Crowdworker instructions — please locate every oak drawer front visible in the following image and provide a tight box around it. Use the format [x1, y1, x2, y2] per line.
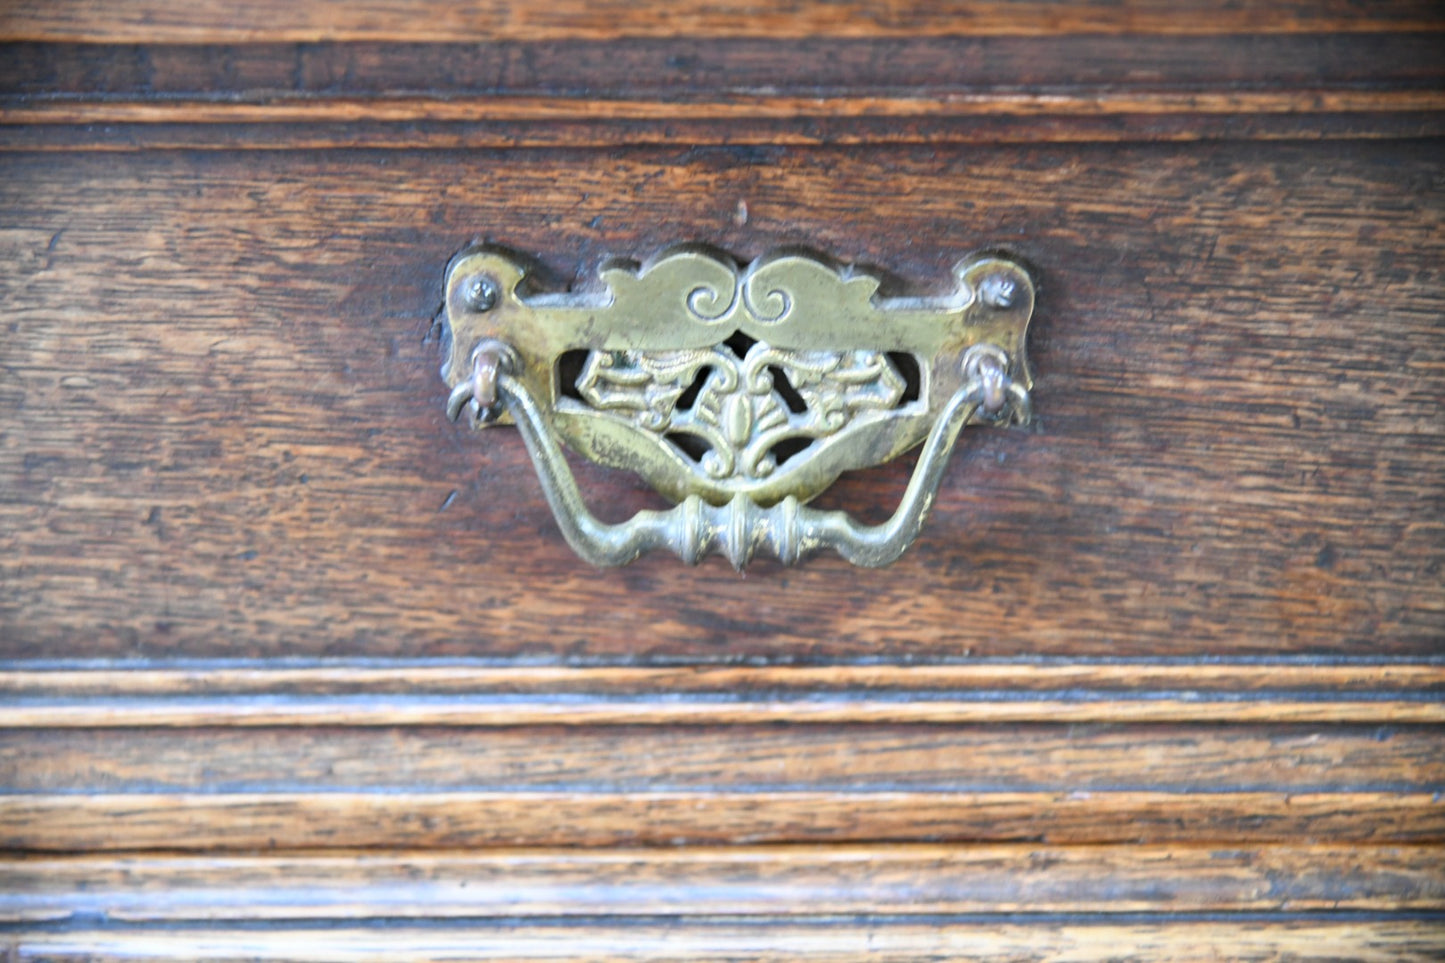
[3, 4, 1444, 958]
[3, 141, 1442, 660]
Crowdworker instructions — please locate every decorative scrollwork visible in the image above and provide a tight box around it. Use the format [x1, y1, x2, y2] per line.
[577, 339, 907, 481]
[686, 282, 735, 321]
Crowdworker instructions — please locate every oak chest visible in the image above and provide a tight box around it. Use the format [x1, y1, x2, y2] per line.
[2, 2, 1444, 959]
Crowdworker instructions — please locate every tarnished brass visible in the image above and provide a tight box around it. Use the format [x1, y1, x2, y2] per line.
[441, 246, 1034, 567]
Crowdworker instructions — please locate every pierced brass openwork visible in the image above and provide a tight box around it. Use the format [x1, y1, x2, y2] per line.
[441, 246, 1034, 567]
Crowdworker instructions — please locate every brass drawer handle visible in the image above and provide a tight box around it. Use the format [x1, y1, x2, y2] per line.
[441, 247, 1034, 567]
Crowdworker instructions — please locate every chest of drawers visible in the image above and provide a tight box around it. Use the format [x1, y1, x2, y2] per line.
[2, 2, 1443, 959]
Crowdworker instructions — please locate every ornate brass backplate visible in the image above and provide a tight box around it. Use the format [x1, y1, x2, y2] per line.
[441, 246, 1034, 567]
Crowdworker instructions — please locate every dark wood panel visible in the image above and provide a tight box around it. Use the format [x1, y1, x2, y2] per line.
[6, 1, 1443, 44]
[2, 141, 1441, 661]
[5, 845, 1442, 921]
[7, 34, 1443, 99]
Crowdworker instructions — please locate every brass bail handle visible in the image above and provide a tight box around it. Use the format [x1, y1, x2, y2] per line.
[440, 246, 1035, 568]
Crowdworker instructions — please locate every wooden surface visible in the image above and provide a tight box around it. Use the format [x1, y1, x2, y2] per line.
[1, 1, 1443, 958]
[5, 27, 1444, 148]
[3, 702, 1442, 849]
[7, 846, 1444, 920]
[4, 662, 1444, 725]
[6, 0, 1444, 43]
[10, 34, 1445, 98]
[5, 93, 1444, 151]
[8, 921, 1443, 963]
[2, 142, 1441, 660]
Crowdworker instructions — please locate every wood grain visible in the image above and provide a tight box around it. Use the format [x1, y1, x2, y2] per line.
[7, 663, 1438, 723]
[5, 792, 1443, 851]
[4, 663, 1443, 696]
[8, 921, 1444, 963]
[5, 1, 1443, 44]
[11, 91, 1445, 123]
[4, 845, 1442, 921]
[3, 3, 1442, 954]
[5, 695, 1442, 726]
[9, 112, 1444, 151]
[5, 713, 1438, 848]
[6, 91, 1442, 150]
[7, 723, 1438, 792]
[8, 34, 1445, 102]
[2, 141, 1441, 661]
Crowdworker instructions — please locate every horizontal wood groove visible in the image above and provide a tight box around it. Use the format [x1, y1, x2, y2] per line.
[7, 921, 1444, 963]
[6, 663, 1441, 695]
[3, 696, 1442, 727]
[9, 116, 1445, 151]
[4, 845, 1442, 922]
[3, 91, 1442, 150]
[9, 91, 1445, 124]
[9, 722, 1437, 795]
[6, 1, 1443, 44]
[4, 665, 1439, 725]
[4, 792, 1443, 850]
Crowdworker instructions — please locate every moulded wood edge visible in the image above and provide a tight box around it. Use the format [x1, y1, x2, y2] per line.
[6, 920, 1445, 962]
[6, 662, 1442, 694]
[3, 844, 1444, 922]
[4, 792, 1444, 850]
[3, 696, 1442, 726]
[2, 663, 1440, 725]
[4, 0, 1445, 44]
[6, 90, 1444, 124]
[3, 91, 1443, 149]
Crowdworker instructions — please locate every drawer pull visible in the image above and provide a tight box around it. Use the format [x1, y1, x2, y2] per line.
[441, 247, 1034, 567]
